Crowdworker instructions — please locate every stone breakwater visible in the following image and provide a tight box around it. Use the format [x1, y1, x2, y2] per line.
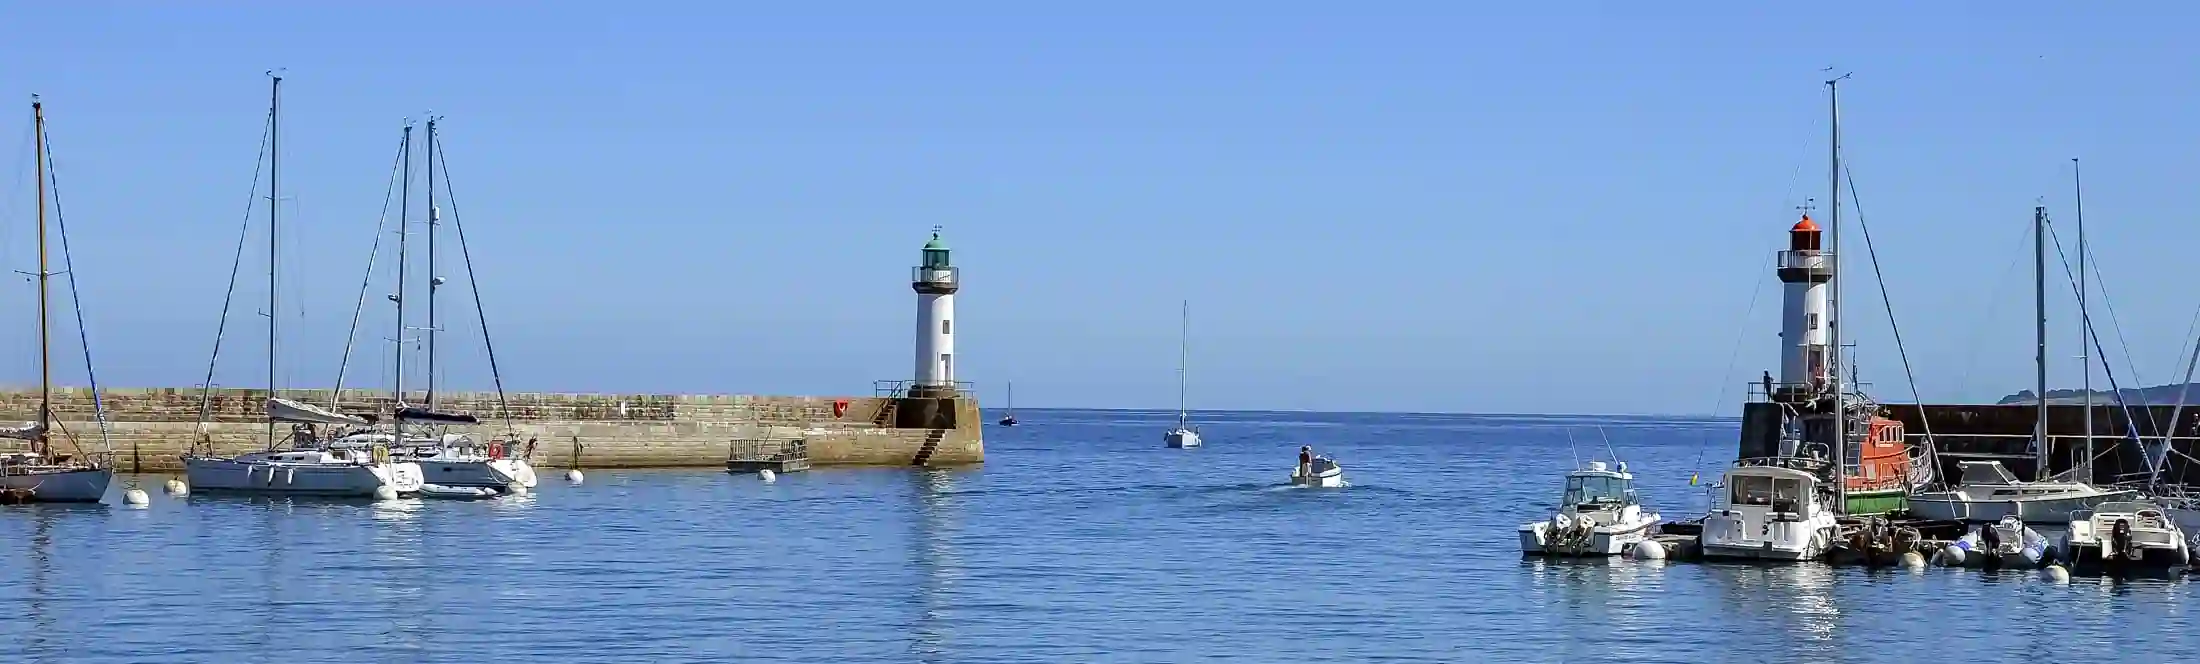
[0, 387, 983, 472]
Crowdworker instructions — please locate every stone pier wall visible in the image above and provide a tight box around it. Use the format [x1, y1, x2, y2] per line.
[0, 387, 984, 472]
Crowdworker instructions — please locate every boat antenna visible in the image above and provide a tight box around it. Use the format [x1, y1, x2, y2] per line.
[1595, 426, 1623, 466]
[265, 71, 282, 452]
[1562, 428, 1583, 468]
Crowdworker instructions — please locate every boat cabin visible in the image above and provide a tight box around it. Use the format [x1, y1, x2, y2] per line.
[1721, 465, 1822, 517]
[1562, 461, 1636, 509]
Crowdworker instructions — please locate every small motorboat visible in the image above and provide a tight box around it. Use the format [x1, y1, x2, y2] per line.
[1519, 460, 1661, 557]
[1291, 456, 1345, 488]
[2063, 500, 2192, 573]
[417, 483, 500, 500]
[1983, 515, 2048, 569]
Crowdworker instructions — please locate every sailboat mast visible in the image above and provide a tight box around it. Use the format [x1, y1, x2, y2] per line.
[395, 123, 412, 411]
[425, 117, 439, 408]
[1176, 300, 1190, 427]
[266, 74, 282, 451]
[1826, 76, 1848, 514]
[2034, 205, 2049, 481]
[31, 98, 51, 456]
[2073, 158, 2092, 482]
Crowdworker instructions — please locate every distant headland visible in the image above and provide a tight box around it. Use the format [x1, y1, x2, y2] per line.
[1998, 382, 2200, 406]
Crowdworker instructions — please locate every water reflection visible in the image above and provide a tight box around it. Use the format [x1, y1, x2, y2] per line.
[1700, 564, 1841, 659]
[25, 508, 55, 664]
[909, 469, 964, 662]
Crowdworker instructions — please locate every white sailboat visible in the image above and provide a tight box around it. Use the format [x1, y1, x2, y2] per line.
[0, 97, 113, 503]
[1519, 461, 1661, 557]
[181, 75, 424, 498]
[997, 382, 1018, 426]
[1163, 300, 1202, 448]
[361, 118, 536, 491]
[1907, 206, 2132, 523]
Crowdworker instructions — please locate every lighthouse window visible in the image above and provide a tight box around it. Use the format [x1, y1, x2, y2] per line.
[1808, 314, 1820, 330]
[942, 320, 951, 335]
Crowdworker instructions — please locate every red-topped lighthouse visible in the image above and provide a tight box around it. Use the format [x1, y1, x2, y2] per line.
[1774, 213, 1833, 402]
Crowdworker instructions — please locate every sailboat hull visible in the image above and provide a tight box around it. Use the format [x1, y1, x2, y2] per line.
[184, 456, 423, 496]
[417, 457, 536, 489]
[1164, 429, 1202, 448]
[0, 467, 112, 502]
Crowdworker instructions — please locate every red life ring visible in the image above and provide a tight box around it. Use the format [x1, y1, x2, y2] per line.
[833, 400, 850, 418]
[488, 442, 504, 460]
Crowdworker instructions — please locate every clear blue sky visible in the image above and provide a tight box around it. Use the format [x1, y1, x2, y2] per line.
[0, 2, 2194, 415]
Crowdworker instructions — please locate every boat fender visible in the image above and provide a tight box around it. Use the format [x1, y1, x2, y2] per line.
[759, 469, 778, 483]
[1630, 540, 1666, 560]
[123, 487, 150, 507]
[2041, 565, 2070, 583]
[371, 445, 391, 465]
[373, 485, 399, 501]
[565, 469, 584, 485]
[163, 478, 189, 496]
[1899, 551, 1927, 569]
[1934, 545, 1966, 567]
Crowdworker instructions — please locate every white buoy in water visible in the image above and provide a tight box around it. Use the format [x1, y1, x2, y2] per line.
[122, 487, 150, 506]
[163, 478, 189, 496]
[565, 469, 584, 485]
[2042, 565, 2071, 583]
[1900, 551, 1928, 569]
[1630, 540, 1666, 561]
[374, 485, 399, 501]
[1935, 546, 1967, 567]
[506, 483, 529, 496]
[759, 469, 777, 483]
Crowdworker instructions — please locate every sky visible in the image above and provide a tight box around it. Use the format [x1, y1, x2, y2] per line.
[0, 2, 2195, 415]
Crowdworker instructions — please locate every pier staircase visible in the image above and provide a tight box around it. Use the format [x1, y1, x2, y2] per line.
[910, 429, 947, 466]
[871, 400, 899, 428]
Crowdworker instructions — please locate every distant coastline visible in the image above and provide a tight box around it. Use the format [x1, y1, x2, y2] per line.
[1998, 382, 2200, 406]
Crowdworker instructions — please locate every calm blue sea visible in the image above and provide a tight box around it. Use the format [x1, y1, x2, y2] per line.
[2, 409, 2195, 663]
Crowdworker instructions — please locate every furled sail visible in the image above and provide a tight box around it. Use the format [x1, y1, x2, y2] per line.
[0, 422, 44, 441]
[394, 407, 479, 425]
[266, 398, 370, 426]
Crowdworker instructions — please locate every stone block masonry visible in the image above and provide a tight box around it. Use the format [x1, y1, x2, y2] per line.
[0, 387, 983, 472]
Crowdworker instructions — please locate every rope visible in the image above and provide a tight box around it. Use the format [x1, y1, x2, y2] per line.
[37, 124, 114, 467]
[431, 134, 515, 433]
[330, 130, 409, 410]
[2077, 242, 2164, 436]
[1841, 164, 1940, 486]
[2043, 218, 2149, 480]
[192, 109, 274, 449]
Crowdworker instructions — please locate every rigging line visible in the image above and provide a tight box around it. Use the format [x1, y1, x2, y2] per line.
[1840, 164, 1939, 468]
[2077, 240, 2158, 431]
[1952, 214, 2036, 397]
[331, 129, 409, 410]
[1690, 267, 1766, 480]
[37, 125, 114, 461]
[431, 133, 514, 432]
[193, 109, 275, 442]
[2043, 217, 2150, 476]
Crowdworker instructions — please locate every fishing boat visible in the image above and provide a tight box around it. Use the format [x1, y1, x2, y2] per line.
[997, 382, 1017, 426]
[2062, 500, 2192, 572]
[180, 75, 424, 498]
[1519, 460, 1661, 557]
[1699, 459, 1842, 561]
[1290, 456, 1344, 488]
[0, 98, 113, 503]
[1163, 300, 1202, 449]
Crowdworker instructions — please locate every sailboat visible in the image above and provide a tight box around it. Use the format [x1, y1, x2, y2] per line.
[1163, 300, 1202, 448]
[182, 75, 426, 497]
[1906, 205, 2135, 523]
[996, 382, 1017, 426]
[0, 97, 112, 503]
[369, 117, 537, 491]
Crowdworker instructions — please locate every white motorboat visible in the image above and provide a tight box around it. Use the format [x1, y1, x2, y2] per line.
[1519, 460, 1661, 557]
[0, 450, 111, 503]
[1290, 456, 1345, 488]
[1699, 460, 1841, 561]
[2063, 500, 2192, 571]
[1906, 460, 2137, 524]
[417, 483, 499, 500]
[1163, 300, 1203, 449]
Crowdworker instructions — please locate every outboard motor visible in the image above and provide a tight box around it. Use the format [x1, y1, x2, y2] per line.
[2111, 518, 2135, 562]
[1979, 525, 2003, 569]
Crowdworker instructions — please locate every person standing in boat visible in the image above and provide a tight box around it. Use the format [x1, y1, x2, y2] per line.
[1299, 446, 1314, 476]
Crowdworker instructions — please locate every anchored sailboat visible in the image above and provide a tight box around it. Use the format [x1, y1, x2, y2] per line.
[182, 74, 426, 497]
[0, 96, 113, 503]
[1163, 300, 1201, 448]
[997, 382, 1017, 426]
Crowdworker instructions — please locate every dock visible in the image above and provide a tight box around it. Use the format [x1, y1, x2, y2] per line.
[725, 439, 811, 474]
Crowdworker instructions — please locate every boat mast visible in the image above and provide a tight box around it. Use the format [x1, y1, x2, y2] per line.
[2034, 204, 2049, 481]
[2073, 158, 2091, 483]
[394, 122, 412, 413]
[1826, 75, 1848, 514]
[266, 74, 282, 452]
[31, 97, 51, 458]
[425, 117, 439, 409]
[1176, 300, 1190, 428]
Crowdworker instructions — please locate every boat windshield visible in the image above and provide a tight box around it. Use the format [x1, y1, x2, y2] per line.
[1728, 475, 1807, 511]
[1564, 475, 1631, 506]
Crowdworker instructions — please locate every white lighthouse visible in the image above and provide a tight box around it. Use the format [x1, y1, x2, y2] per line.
[1774, 213, 1832, 402]
[911, 228, 959, 397]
